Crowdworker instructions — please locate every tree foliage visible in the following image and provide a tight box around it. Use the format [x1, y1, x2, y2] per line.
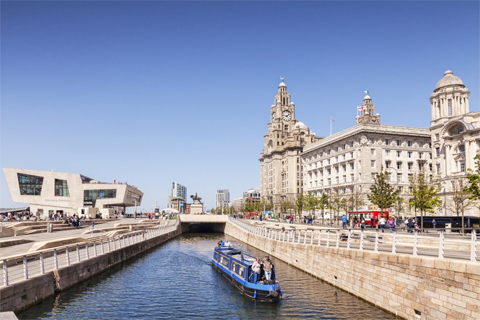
[408, 170, 441, 230]
[368, 167, 400, 215]
[466, 154, 480, 200]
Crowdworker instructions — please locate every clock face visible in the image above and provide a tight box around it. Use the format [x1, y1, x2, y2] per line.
[272, 112, 276, 121]
[282, 110, 292, 121]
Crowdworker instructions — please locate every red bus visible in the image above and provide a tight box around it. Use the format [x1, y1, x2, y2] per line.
[347, 210, 390, 227]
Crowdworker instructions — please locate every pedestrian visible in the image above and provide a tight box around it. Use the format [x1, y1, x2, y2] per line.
[388, 218, 395, 233]
[290, 215, 294, 224]
[353, 215, 358, 228]
[342, 215, 347, 229]
[360, 217, 365, 230]
[379, 216, 386, 233]
[432, 219, 436, 229]
[407, 217, 413, 233]
[263, 256, 274, 281]
[252, 257, 261, 283]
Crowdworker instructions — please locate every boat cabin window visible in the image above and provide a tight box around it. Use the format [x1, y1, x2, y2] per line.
[214, 252, 218, 260]
[220, 256, 229, 267]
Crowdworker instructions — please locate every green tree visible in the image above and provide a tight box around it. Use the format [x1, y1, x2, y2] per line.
[304, 193, 319, 220]
[466, 154, 480, 199]
[346, 184, 365, 215]
[294, 195, 306, 222]
[447, 178, 475, 233]
[368, 167, 400, 220]
[318, 193, 329, 225]
[408, 170, 441, 231]
[329, 188, 347, 226]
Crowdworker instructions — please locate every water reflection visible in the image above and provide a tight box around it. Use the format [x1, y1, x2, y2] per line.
[18, 234, 396, 319]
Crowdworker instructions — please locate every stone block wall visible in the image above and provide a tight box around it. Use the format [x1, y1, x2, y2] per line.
[225, 222, 480, 320]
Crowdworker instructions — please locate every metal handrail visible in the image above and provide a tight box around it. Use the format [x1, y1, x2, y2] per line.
[229, 218, 478, 263]
[1, 219, 180, 287]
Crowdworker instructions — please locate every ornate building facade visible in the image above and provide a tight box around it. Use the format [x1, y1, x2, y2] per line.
[262, 70, 479, 217]
[302, 94, 432, 217]
[430, 70, 480, 214]
[259, 78, 319, 207]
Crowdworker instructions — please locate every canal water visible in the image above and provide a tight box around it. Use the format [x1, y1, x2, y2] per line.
[18, 234, 396, 319]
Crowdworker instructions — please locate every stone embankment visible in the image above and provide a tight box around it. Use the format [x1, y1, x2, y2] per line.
[0, 221, 181, 314]
[225, 221, 480, 320]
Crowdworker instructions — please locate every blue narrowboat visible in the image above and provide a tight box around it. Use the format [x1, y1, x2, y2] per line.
[211, 245, 282, 302]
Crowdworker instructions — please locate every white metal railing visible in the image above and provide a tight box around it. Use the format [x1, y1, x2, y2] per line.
[1, 219, 179, 287]
[229, 218, 478, 263]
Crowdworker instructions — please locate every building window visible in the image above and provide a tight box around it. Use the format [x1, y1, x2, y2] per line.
[84, 189, 117, 207]
[371, 149, 375, 155]
[435, 147, 440, 157]
[350, 152, 354, 158]
[17, 173, 43, 195]
[350, 174, 354, 182]
[327, 168, 331, 175]
[448, 99, 452, 116]
[396, 140, 401, 146]
[350, 142, 354, 147]
[460, 161, 466, 172]
[408, 152, 412, 158]
[342, 164, 346, 171]
[55, 179, 70, 197]
[407, 141, 412, 147]
[343, 154, 346, 160]
[408, 162, 413, 170]
[335, 147, 338, 152]
[419, 163, 424, 170]
[397, 151, 401, 157]
[371, 173, 376, 180]
[371, 160, 376, 168]
[418, 152, 422, 159]
[397, 173, 402, 182]
[350, 163, 354, 170]
[385, 139, 390, 145]
[343, 175, 347, 183]
[335, 166, 339, 173]
[459, 145, 465, 152]
[386, 150, 390, 157]
[435, 133, 440, 141]
[436, 163, 441, 173]
[385, 160, 391, 168]
[328, 159, 331, 165]
[370, 138, 374, 144]
[397, 162, 402, 170]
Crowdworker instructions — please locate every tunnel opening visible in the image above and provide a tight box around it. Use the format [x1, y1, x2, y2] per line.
[182, 222, 225, 233]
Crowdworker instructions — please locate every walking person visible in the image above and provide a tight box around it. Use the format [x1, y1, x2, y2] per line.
[379, 216, 386, 233]
[342, 215, 347, 229]
[432, 219, 436, 229]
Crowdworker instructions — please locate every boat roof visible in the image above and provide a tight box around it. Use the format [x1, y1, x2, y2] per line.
[214, 246, 257, 267]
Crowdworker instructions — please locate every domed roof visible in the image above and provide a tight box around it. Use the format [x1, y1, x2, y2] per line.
[279, 81, 286, 87]
[435, 70, 464, 90]
[295, 122, 307, 129]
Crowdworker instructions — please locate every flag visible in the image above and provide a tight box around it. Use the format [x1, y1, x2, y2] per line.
[357, 106, 364, 110]
[330, 117, 335, 122]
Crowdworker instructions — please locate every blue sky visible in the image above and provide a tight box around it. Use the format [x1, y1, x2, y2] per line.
[1, 1, 479, 211]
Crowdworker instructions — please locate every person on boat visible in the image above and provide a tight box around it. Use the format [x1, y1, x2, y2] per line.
[264, 256, 274, 281]
[224, 240, 231, 247]
[252, 257, 261, 283]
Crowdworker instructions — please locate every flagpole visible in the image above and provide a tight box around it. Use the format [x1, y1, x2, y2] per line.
[330, 117, 332, 136]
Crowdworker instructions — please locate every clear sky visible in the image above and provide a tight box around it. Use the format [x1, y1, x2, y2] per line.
[1, 1, 479, 211]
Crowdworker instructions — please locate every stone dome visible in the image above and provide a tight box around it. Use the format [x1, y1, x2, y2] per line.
[295, 122, 307, 129]
[279, 81, 286, 87]
[435, 70, 464, 90]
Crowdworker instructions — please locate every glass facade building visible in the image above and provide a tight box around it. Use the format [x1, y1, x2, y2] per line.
[17, 173, 43, 195]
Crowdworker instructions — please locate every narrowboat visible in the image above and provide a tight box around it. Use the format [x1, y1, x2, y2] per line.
[211, 245, 282, 302]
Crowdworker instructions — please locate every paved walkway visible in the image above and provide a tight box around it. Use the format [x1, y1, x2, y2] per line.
[0, 218, 156, 258]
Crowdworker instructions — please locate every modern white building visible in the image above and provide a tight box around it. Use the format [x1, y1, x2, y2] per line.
[243, 187, 261, 204]
[215, 189, 230, 209]
[3, 168, 143, 218]
[171, 182, 187, 201]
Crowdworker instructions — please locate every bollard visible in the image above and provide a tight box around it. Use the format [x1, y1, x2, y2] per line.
[113, 237, 117, 250]
[318, 230, 321, 246]
[336, 230, 340, 248]
[107, 239, 111, 252]
[85, 243, 89, 259]
[66, 247, 71, 266]
[347, 230, 351, 249]
[438, 231, 444, 258]
[392, 232, 397, 254]
[101, 240, 105, 254]
[23, 256, 28, 280]
[76, 245, 81, 262]
[54, 249, 58, 270]
[94, 242, 98, 257]
[310, 231, 313, 245]
[304, 231, 307, 244]
[360, 230, 364, 250]
[471, 230, 477, 262]
[326, 230, 330, 247]
[374, 231, 379, 252]
[3, 260, 9, 286]
[40, 252, 45, 274]
[413, 232, 418, 256]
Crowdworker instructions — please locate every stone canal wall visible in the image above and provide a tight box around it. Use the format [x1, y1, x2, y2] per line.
[0, 227, 181, 314]
[225, 222, 480, 320]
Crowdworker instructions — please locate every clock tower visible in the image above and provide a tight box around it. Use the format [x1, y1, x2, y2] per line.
[260, 77, 320, 210]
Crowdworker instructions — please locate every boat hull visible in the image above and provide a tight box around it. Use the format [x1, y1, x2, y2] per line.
[211, 260, 281, 302]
